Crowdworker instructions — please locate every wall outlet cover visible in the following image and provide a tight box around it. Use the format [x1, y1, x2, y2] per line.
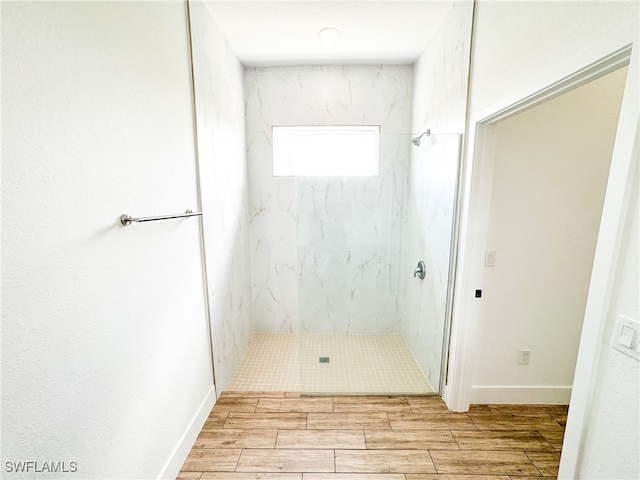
[517, 349, 531, 365]
[612, 315, 640, 361]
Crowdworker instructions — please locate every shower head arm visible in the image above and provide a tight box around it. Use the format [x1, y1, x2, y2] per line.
[411, 129, 431, 146]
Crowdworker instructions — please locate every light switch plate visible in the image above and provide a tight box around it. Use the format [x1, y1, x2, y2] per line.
[612, 314, 640, 361]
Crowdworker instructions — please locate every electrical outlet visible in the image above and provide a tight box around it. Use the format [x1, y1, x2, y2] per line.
[517, 349, 531, 365]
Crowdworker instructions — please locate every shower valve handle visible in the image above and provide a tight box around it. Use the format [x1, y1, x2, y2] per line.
[414, 261, 426, 280]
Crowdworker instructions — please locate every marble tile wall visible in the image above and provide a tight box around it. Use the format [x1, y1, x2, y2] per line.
[399, 2, 475, 389]
[189, 1, 253, 393]
[244, 65, 413, 334]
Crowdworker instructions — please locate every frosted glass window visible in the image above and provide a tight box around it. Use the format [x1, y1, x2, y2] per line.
[272, 126, 379, 176]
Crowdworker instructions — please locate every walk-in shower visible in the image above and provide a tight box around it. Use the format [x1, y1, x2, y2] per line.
[182, 0, 476, 401]
[222, 64, 465, 396]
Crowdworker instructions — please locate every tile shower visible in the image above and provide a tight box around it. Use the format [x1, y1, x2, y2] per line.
[245, 65, 411, 335]
[226, 64, 460, 394]
[186, 0, 473, 395]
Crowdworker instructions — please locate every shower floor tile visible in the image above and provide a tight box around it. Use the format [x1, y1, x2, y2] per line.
[226, 333, 435, 395]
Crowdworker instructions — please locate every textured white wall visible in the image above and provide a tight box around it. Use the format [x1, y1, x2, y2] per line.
[400, 2, 474, 388]
[189, 0, 252, 394]
[2, 2, 214, 478]
[577, 159, 639, 478]
[471, 68, 627, 403]
[244, 65, 412, 334]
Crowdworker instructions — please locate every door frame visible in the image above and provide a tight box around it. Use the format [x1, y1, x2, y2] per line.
[443, 20, 639, 480]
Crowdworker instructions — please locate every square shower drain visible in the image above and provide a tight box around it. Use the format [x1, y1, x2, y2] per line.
[319, 357, 330, 363]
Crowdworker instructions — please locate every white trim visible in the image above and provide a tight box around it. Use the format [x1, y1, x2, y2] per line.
[443, 121, 498, 413]
[475, 46, 631, 123]
[473, 46, 631, 127]
[470, 386, 572, 405]
[158, 385, 217, 480]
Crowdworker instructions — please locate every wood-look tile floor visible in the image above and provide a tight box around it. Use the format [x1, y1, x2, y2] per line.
[178, 392, 567, 480]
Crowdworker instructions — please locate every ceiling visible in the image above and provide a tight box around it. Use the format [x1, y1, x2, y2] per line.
[203, 1, 456, 66]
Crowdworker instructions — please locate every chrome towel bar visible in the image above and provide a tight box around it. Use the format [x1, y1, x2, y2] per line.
[120, 209, 202, 227]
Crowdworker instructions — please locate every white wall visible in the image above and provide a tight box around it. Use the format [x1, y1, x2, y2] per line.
[400, 1, 474, 389]
[244, 65, 412, 334]
[468, 1, 638, 117]
[577, 154, 639, 478]
[2, 2, 215, 479]
[188, 0, 252, 395]
[471, 67, 627, 403]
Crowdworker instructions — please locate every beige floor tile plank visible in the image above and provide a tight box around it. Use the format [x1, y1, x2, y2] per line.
[330, 403, 411, 414]
[388, 413, 476, 430]
[508, 477, 551, 480]
[468, 405, 493, 414]
[469, 414, 563, 431]
[365, 429, 459, 450]
[236, 449, 335, 473]
[277, 429, 366, 449]
[406, 475, 511, 480]
[407, 404, 451, 414]
[193, 429, 278, 448]
[212, 397, 259, 412]
[406, 397, 448, 405]
[181, 449, 242, 472]
[525, 451, 561, 476]
[407, 397, 450, 414]
[304, 474, 406, 479]
[332, 397, 412, 413]
[201, 474, 302, 480]
[335, 449, 436, 474]
[221, 391, 286, 398]
[224, 412, 308, 429]
[332, 404, 412, 413]
[550, 413, 567, 426]
[429, 451, 539, 476]
[487, 405, 568, 415]
[452, 430, 555, 451]
[539, 430, 564, 450]
[331, 396, 409, 404]
[257, 397, 333, 413]
[203, 411, 229, 429]
[176, 472, 202, 480]
[307, 412, 391, 429]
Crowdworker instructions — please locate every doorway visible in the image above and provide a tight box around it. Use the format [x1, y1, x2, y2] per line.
[469, 66, 629, 404]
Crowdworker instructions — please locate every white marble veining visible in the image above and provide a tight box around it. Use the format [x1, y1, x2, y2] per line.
[189, 1, 252, 393]
[399, 2, 474, 387]
[245, 65, 412, 334]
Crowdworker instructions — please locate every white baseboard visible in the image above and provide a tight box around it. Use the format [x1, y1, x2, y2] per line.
[158, 384, 217, 480]
[470, 385, 572, 404]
